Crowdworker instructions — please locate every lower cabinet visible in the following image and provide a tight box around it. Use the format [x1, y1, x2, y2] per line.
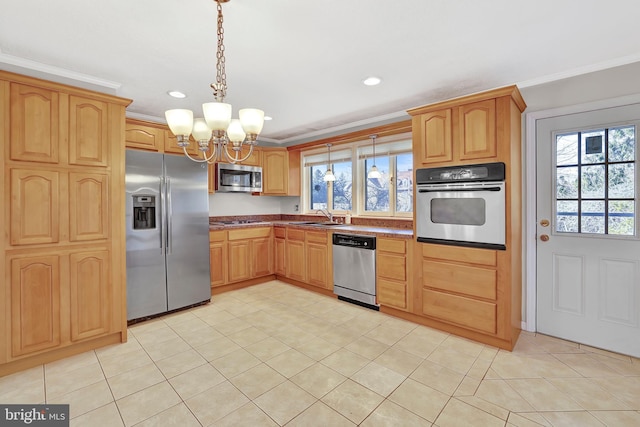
[210, 227, 273, 288]
[274, 227, 286, 276]
[285, 229, 306, 282]
[9, 249, 113, 359]
[376, 237, 411, 311]
[209, 230, 226, 287]
[306, 231, 331, 289]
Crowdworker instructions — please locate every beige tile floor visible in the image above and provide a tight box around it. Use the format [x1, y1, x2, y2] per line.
[1, 280, 640, 426]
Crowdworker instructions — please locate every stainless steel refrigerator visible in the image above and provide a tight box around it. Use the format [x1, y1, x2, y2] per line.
[125, 150, 211, 321]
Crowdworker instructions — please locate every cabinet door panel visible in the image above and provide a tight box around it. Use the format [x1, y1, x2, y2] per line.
[10, 255, 61, 357]
[252, 237, 273, 277]
[458, 99, 497, 160]
[228, 240, 251, 282]
[286, 240, 305, 282]
[422, 289, 497, 334]
[70, 251, 111, 341]
[69, 172, 109, 241]
[163, 130, 199, 156]
[263, 150, 287, 195]
[377, 252, 406, 281]
[69, 96, 109, 166]
[209, 242, 226, 287]
[378, 278, 407, 309]
[418, 109, 452, 164]
[275, 238, 286, 276]
[307, 243, 328, 288]
[10, 169, 60, 245]
[10, 83, 59, 163]
[125, 122, 163, 151]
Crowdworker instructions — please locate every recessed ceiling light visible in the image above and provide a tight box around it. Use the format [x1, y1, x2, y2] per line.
[264, 116, 273, 121]
[167, 90, 186, 99]
[363, 76, 382, 86]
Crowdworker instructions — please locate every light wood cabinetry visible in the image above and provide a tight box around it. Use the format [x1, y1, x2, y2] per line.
[285, 229, 306, 282]
[1, 71, 130, 375]
[210, 227, 273, 288]
[409, 91, 519, 167]
[258, 148, 300, 196]
[209, 230, 226, 288]
[274, 227, 286, 276]
[376, 237, 411, 311]
[125, 119, 199, 156]
[305, 230, 331, 289]
[406, 85, 526, 351]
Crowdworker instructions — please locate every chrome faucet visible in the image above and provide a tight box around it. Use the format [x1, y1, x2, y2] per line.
[316, 209, 333, 222]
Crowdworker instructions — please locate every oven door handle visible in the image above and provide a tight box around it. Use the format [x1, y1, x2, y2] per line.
[418, 186, 503, 193]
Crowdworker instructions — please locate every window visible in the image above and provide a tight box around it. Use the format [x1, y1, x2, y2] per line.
[555, 125, 636, 236]
[302, 135, 412, 217]
[305, 148, 353, 212]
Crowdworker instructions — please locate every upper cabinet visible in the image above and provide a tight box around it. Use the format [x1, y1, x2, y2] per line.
[259, 148, 300, 196]
[125, 119, 199, 156]
[409, 86, 525, 167]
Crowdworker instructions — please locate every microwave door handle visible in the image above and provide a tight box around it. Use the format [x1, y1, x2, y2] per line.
[418, 186, 502, 193]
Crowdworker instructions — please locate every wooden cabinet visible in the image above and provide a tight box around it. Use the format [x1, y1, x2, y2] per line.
[209, 230, 226, 288]
[259, 148, 300, 196]
[125, 119, 199, 156]
[409, 92, 517, 167]
[285, 228, 306, 282]
[407, 86, 526, 351]
[225, 227, 273, 284]
[306, 230, 331, 289]
[274, 227, 286, 276]
[376, 237, 411, 311]
[1, 71, 130, 374]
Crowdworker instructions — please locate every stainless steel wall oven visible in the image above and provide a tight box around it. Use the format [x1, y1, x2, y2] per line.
[416, 162, 506, 250]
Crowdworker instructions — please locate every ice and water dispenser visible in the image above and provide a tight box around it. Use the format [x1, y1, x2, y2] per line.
[132, 195, 156, 230]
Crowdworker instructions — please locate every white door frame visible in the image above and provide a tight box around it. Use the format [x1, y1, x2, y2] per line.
[523, 93, 640, 332]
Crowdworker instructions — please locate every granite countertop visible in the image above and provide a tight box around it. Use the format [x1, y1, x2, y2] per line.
[210, 220, 413, 238]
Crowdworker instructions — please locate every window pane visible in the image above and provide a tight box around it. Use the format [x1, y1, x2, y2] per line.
[557, 133, 579, 165]
[581, 130, 605, 164]
[609, 200, 635, 235]
[332, 161, 352, 211]
[581, 200, 605, 234]
[608, 126, 635, 162]
[556, 200, 578, 232]
[557, 167, 578, 198]
[365, 157, 389, 212]
[581, 165, 605, 198]
[310, 166, 328, 210]
[396, 153, 413, 213]
[609, 163, 634, 198]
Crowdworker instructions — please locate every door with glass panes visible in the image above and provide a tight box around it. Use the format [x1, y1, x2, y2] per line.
[536, 104, 640, 357]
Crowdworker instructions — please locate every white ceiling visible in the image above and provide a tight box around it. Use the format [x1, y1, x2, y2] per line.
[1, 0, 639, 145]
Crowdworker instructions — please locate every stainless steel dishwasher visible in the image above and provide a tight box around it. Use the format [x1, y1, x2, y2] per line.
[332, 233, 378, 309]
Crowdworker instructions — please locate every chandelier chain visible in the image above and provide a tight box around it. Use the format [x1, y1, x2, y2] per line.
[212, 0, 227, 101]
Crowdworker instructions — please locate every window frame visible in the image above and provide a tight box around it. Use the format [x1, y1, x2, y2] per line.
[301, 133, 413, 218]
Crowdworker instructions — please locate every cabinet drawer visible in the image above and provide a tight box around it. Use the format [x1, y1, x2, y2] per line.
[209, 230, 225, 243]
[274, 227, 286, 239]
[423, 260, 496, 300]
[377, 237, 406, 254]
[306, 230, 327, 244]
[422, 289, 496, 334]
[287, 228, 305, 241]
[228, 227, 271, 241]
[422, 244, 496, 267]
[377, 253, 406, 281]
[378, 279, 407, 309]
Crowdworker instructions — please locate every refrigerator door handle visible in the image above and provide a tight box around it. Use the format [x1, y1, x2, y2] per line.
[159, 175, 165, 254]
[167, 176, 173, 255]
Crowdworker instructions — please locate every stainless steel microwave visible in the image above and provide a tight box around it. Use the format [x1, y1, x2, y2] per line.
[215, 163, 262, 193]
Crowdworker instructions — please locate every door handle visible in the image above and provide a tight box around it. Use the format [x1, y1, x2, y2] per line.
[540, 219, 550, 227]
[540, 234, 549, 242]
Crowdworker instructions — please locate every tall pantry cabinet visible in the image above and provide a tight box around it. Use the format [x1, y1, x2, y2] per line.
[0, 71, 131, 376]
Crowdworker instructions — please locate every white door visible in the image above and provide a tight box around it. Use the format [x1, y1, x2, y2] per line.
[536, 103, 640, 358]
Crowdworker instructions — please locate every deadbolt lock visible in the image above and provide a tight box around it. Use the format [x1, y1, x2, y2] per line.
[540, 219, 550, 227]
[540, 234, 549, 242]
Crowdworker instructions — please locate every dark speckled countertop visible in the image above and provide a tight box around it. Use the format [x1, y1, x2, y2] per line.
[210, 219, 413, 239]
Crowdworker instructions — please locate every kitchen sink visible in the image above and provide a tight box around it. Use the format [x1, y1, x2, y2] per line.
[287, 221, 343, 227]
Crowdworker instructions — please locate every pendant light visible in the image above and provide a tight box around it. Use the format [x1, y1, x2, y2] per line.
[367, 134, 382, 179]
[323, 143, 336, 182]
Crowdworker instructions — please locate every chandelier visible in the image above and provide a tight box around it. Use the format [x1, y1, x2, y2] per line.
[164, 0, 264, 164]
